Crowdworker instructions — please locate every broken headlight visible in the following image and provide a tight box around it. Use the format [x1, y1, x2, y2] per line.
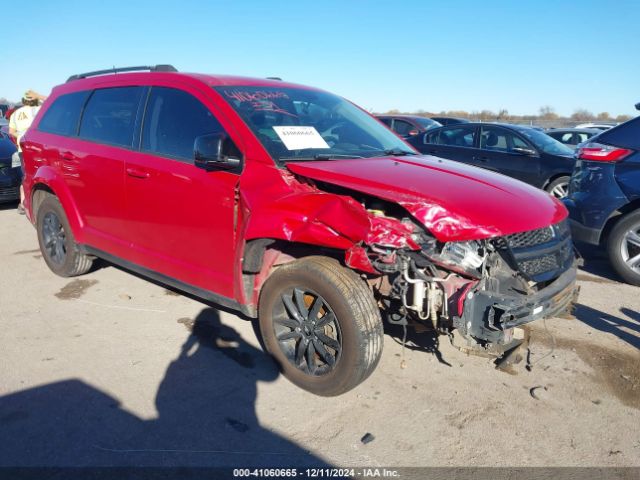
[434, 240, 486, 274]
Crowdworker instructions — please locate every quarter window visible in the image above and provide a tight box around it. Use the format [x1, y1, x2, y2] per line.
[142, 87, 226, 162]
[79, 87, 144, 147]
[38, 91, 90, 136]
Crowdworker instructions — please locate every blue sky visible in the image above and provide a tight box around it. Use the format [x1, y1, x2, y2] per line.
[3, 0, 639, 116]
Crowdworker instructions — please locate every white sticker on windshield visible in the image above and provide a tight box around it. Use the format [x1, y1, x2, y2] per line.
[273, 126, 330, 151]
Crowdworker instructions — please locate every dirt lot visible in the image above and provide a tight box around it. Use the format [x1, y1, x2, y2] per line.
[0, 204, 638, 468]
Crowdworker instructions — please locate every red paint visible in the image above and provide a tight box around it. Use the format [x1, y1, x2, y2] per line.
[21, 71, 568, 310]
[286, 156, 568, 241]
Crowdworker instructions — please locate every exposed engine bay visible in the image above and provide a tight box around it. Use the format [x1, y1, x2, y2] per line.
[331, 186, 580, 356]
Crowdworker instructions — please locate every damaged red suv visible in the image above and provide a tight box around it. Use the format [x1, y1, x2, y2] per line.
[21, 66, 579, 396]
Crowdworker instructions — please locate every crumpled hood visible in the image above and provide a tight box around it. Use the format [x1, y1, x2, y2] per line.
[286, 155, 568, 242]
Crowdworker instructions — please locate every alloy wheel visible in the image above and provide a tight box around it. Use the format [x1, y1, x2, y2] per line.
[273, 287, 342, 376]
[621, 225, 640, 274]
[550, 181, 569, 199]
[42, 212, 67, 265]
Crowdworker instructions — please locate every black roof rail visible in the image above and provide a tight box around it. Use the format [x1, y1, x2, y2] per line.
[66, 64, 177, 83]
[266, 76, 282, 81]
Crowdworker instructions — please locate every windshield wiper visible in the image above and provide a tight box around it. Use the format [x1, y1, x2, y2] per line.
[281, 154, 364, 162]
[382, 148, 418, 156]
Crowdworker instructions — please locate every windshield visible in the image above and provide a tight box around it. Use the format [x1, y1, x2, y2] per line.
[514, 127, 574, 156]
[215, 86, 415, 163]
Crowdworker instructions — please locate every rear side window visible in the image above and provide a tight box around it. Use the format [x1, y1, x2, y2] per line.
[38, 91, 89, 136]
[79, 87, 144, 147]
[141, 87, 225, 162]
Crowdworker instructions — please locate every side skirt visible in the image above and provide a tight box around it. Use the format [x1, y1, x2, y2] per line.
[82, 245, 256, 318]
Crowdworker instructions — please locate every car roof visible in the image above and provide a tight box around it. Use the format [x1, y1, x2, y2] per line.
[546, 128, 600, 134]
[51, 71, 321, 96]
[376, 114, 431, 120]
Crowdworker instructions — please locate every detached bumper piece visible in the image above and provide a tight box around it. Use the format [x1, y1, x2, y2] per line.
[456, 261, 579, 345]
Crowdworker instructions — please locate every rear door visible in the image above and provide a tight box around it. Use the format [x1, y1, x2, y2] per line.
[47, 87, 145, 256]
[476, 125, 541, 185]
[419, 124, 478, 166]
[123, 86, 242, 298]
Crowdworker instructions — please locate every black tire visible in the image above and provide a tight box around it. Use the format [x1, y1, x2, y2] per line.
[36, 196, 93, 277]
[258, 256, 383, 396]
[545, 176, 571, 199]
[607, 210, 640, 286]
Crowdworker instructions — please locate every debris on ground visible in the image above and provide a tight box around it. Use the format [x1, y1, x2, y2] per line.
[360, 433, 375, 444]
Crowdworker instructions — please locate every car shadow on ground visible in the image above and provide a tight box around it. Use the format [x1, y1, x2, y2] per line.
[574, 303, 640, 350]
[575, 242, 624, 283]
[0, 308, 328, 468]
[385, 321, 453, 367]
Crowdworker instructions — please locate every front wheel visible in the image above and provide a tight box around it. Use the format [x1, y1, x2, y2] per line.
[607, 210, 640, 286]
[545, 176, 571, 199]
[258, 256, 383, 396]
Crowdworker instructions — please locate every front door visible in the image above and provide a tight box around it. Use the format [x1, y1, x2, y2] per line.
[124, 86, 241, 298]
[420, 124, 478, 167]
[476, 125, 540, 185]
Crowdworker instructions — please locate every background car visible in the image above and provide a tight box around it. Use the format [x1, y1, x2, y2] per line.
[564, 116, 640, 285]
[0, 104, 9, 119]
[376, 114, 441, 139]
[0, 130, 20, 204]
[429, 116, 470, 126]
[574, 122, 616, 131]
[407, 122, 575, 198]
[546, 128, 600, 149]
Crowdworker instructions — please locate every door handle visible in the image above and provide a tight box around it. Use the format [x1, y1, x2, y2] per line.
[126, 167, 150, 179]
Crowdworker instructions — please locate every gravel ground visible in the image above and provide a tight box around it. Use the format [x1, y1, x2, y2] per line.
[0, 203, 638, 468]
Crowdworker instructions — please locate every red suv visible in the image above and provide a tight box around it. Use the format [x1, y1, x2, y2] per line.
[21, 65, 579, 396]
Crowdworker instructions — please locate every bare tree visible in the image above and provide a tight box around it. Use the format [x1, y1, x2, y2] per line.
[596, 112, 611, 121]
[571, 109, 595, 121]
[615, 114, 632, 123]
[539, 105, 558, 120]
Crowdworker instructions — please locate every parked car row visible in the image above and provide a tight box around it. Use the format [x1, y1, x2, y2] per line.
[375, 109, 639, 286]
[406, 122, 575, 199]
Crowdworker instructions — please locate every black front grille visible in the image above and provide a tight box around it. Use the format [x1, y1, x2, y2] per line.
[497, 221, 573, 282]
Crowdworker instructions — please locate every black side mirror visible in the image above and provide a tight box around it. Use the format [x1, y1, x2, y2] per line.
[194, 133, 241, 171]
[635, 102, 640, 111]
[512, 146, 538, 156]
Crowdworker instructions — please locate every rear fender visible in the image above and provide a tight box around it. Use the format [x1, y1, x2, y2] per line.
[29, 166, 85, 243]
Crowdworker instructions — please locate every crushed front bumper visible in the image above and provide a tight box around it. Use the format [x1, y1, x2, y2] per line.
[455, 263, 579, 344]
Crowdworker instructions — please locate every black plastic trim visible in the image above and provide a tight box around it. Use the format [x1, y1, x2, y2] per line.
[82, 245, 255, 317]
[66, 65, 177, 83]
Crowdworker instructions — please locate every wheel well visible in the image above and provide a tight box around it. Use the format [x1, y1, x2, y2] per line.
[31, 184, 56, 222]
[242, 239, 346, 313]
[599, 199, 640, 246]
[543, 173, 572, 191]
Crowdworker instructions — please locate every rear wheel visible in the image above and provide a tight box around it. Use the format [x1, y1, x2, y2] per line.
[607, 210, 640, 286]
[545, 176, 571, 199]
[258, 256, 383, 396]
[36, 196, 93, 277]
